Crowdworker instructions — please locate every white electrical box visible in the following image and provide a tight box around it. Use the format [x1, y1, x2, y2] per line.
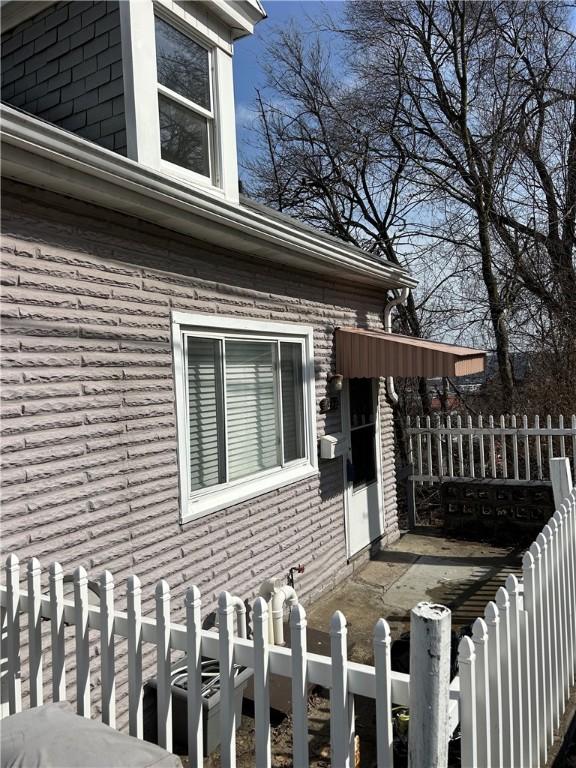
[319, 433, 346, 460]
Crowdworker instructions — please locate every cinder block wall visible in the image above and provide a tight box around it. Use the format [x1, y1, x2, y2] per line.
[1, 1, 126, 155]
[1, 180, 400, 726]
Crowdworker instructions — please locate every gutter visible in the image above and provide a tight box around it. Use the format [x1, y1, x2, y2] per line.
[0, 106, 416, 291]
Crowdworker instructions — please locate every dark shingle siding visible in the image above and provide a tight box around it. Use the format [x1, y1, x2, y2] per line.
[1, 1, 127, 156]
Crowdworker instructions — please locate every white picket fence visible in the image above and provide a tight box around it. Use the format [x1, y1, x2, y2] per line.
[1, 461, 575, 767]
[407, 413, 576, 484]
[1, 557, 434, 768]
[457, 479, 576, 767]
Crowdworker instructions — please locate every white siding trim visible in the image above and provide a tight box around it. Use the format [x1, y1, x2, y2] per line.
[119, 0, 161, 167]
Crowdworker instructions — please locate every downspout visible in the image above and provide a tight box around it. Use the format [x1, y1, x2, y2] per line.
[383, 287, 410, 405]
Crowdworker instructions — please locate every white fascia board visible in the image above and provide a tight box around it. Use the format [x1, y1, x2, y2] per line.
[207, 0, 267, 38]
[0, 107, 417, 290]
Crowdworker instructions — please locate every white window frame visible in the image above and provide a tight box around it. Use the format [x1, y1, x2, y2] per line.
[119, 0, 239, 202]
[154, 8, 218, 186]
[172, 312, 318, 523]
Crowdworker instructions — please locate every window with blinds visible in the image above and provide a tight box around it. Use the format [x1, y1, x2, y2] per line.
[184, 333, 308, 497]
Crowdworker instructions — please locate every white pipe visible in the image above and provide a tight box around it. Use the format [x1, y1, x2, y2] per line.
[258, 580, 299, 645]
[383, 287, 410, 405]
[229, 595, 247, 639]
[270, 585, 298, 646]
[213, 594, 247, 638]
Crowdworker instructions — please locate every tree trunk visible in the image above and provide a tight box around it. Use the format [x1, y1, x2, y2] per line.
[477, 212, 515, 411]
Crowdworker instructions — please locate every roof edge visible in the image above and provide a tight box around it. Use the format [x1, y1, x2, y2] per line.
[0, 106, 417, 291]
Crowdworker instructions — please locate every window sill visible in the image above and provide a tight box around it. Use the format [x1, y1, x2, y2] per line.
[180, 463, 319, 524]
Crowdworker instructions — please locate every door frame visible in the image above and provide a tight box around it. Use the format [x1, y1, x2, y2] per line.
[342, 378, 385, 559]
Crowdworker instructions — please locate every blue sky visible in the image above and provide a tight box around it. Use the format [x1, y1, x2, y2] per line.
[233, 1, 343, 164]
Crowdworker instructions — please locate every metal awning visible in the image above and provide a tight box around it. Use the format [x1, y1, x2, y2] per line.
[335, 327, 486, 378]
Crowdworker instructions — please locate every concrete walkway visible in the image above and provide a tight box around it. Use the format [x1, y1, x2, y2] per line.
[306, 528, 523, 664]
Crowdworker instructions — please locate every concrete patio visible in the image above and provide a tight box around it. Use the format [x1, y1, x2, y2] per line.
[305, 527, 524, 664]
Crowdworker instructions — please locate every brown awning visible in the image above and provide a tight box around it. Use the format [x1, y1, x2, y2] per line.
[335, 327, 486, 378]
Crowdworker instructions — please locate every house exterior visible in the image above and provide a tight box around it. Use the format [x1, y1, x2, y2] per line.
[0, 0, 422, 601]
[0, 0, 486, 726]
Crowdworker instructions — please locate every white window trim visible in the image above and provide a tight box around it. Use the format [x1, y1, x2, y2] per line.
[119, 0, 239, 202]
[172, 312, 318, 523]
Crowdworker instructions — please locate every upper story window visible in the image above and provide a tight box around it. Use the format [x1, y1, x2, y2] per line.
[155, 16, 213, 178]
[119, 0, 245, 201]
[0, 0, 264, 202]
[172, 313, 318, 522]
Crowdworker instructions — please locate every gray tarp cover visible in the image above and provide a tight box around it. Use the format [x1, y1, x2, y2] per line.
[1, 702, 182, 768]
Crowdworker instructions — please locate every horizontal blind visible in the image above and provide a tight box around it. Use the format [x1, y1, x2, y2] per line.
[225, 340, 279, 481]
[280, 342, 305, 462]
[187, 337, 223, 492]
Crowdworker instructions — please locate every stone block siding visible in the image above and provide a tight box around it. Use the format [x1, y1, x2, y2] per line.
[1, 1, 126, 155]
[0, 180, 399, 725]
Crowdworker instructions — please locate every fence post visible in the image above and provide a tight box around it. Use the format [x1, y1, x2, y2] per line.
[551, 456, 573, 509]
[408, 602, 451, 768]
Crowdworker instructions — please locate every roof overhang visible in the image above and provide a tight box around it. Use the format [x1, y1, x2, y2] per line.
[336, 328, 486, 378]
[0, 106, 416, 291]
[0, 1, 267, 38]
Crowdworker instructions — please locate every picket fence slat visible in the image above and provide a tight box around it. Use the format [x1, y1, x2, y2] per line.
[523, 547, 543, 766]
[511, 415, 520, 480]
[49, 562, 66, 704]
[290, 604, 309, 768]
[478, 415, 486, 477]
[506, 574, 523, 767]
[535, 416, 543, 479]
[459, 636, 477, 767]
[416, 415, 423, 485]
[6, 554, 21, 715]
[554, 510, 570, 704]
[536, 528, 555, 746]
[219, 591, 236, 768]
[373, 619, 393, 768]
[467, 415, 475, 478]
[156, 580, 172, 752]
[447, 415, 454, 477]
[572, 417, 576, 479]
[252, 597, 271, 768]
[549, 519, 565, 723]
[496, 585, 514, 767]
[560, 415, 566, 457]
[457, 414, 464, 475]
[330, 611, 355, 768]
[100, 571, 115, 729]
[471, 618, 490, 767]
[27, 558, 43, 709]
[186, 586, 203, 768]
[127, 574, 143, 739]
[426, 415, 433, 485]
[74, 566, 90, 718]
[565, 499, 576, 686]
[484, 601, 503, 766]
[501, 415, 508, 479]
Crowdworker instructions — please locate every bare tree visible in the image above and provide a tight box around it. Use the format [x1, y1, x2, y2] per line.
[345, 1, 575, 409]
[244, 2, 576, 414]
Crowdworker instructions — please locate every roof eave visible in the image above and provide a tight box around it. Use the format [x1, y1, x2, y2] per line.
[0, 107, 416, 291]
